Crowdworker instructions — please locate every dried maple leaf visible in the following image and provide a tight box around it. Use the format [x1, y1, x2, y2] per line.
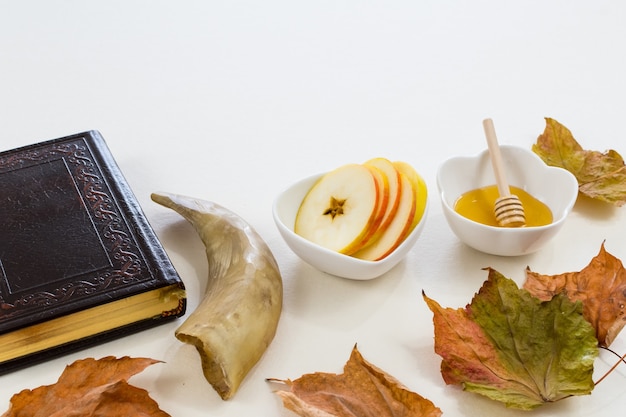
[532, 117, 626, 206]
[269, 345, 442, 417]
[423, 268, 598, 410]
[1, 356, 170, 417]
[524, 242, 626, 348]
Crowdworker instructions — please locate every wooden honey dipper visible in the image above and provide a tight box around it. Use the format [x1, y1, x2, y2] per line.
[482, 118, 526, 227]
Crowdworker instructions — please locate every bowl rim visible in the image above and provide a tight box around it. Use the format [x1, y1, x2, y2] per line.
[436, 145, 578, 232]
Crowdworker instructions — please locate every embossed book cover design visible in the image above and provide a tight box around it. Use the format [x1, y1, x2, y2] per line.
[0, 131, 186, 371]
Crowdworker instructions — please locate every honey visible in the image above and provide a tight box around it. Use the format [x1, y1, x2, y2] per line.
[454, 185, 552, 227]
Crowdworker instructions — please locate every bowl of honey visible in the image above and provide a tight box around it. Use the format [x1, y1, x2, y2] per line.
[436, 145, 579, 256]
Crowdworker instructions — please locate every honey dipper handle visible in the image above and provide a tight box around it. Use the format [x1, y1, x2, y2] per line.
[483, 118, 511, 197]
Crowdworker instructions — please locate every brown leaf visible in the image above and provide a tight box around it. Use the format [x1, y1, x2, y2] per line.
[532, 117, 626, 206]
[524, 242, 626, 347]
[1, 356, 170, 417]
[270, 345, 442, 417]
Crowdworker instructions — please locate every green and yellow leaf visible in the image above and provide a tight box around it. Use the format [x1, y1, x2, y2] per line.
[423, 268, 598, 410]
[532, 117, 626, 206]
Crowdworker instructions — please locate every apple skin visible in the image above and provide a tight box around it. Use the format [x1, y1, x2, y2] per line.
[362, 157, 401, 248]
[352, 172, 416, 261]
[361, 164, 390, 249]
[394, 160, 428, 234]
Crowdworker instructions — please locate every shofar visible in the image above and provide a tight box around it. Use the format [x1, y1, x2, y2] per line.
[152, 193, 283, 400]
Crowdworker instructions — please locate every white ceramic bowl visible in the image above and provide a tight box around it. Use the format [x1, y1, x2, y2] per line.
[437, 145, 578, 256]
[273, 173, 428, 280]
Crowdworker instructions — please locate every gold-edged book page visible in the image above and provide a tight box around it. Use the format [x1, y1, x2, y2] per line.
[0, 284, 185, 363]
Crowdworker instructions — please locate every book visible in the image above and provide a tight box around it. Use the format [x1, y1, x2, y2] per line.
[0, 130, 186, 373]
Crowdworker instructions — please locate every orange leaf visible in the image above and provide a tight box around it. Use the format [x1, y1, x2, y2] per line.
[270, 345, 442, 417]
[1, 356, 170, 417]
[524, 242, 626, 347]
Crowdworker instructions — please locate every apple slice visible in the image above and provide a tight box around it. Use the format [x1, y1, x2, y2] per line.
[393, 160, 428, 234]
[361, 163, 390, 246]
[362, 157, 401, 246]
[352, 171, 416, 261]
[294, 163, 384, 255]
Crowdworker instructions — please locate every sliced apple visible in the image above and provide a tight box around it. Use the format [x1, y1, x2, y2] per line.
[294, 163, 384, 255]
[362, 157, 401, 246]
[352, 171, 416, 261]
[294, 158, 427, 261]
[393, 160, 428, 234]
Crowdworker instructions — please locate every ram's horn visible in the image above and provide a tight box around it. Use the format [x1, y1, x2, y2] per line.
[151, 192, 283, 400]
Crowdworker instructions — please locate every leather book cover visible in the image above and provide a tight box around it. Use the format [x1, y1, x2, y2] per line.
[0, 130, 186, 372]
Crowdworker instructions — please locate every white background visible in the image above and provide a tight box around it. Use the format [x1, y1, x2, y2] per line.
[1, 1, 626, 416]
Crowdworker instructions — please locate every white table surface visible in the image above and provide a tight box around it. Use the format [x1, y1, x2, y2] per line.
[2, 1, 626, 416]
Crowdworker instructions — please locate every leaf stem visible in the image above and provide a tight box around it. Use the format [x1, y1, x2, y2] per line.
[594, 347, 626, 386]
